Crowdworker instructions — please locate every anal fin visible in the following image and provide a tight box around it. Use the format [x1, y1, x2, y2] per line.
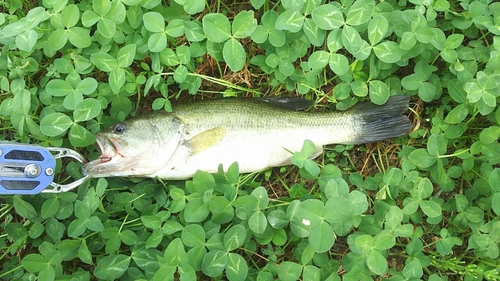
[279, 145, 323, 166]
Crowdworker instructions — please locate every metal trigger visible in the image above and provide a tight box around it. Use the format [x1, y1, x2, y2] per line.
[42, 147, 90, 193]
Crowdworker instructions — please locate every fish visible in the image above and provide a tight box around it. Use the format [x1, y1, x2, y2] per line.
[81, 95, 412, 180]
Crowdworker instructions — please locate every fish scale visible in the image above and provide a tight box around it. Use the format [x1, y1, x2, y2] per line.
[176, 99, 355, 130]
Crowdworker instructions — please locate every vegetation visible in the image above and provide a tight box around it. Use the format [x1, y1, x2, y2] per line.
[1, 0, 499, 280]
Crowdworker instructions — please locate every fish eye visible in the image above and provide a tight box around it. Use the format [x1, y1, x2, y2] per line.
[113, 123, 126, 134]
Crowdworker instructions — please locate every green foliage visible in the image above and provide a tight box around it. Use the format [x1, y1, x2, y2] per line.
[1, 0, 500, 280]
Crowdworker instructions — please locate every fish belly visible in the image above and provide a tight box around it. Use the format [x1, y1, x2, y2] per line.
[152, 129, 321, 179]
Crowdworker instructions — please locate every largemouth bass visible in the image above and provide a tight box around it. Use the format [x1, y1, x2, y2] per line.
[82, 96, 411, 179]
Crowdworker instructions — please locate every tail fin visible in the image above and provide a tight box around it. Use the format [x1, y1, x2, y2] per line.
[348, 95, 412, 144]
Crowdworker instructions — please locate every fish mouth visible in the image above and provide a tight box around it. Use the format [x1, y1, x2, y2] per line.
[81, 134, 127, 177]
[95, 134, 121, 164]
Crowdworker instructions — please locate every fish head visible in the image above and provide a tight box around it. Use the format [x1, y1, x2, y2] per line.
[82, 113, 184, 177]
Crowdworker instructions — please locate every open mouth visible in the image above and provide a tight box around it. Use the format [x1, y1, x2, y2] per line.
[81, 134, 124, 176]
[95, 134, 119, 164]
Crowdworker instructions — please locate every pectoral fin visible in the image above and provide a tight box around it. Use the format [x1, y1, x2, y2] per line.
[184, 127, 226, 155]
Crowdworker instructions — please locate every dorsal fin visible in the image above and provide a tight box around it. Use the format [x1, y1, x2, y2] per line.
[257, 97, 314, 111]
